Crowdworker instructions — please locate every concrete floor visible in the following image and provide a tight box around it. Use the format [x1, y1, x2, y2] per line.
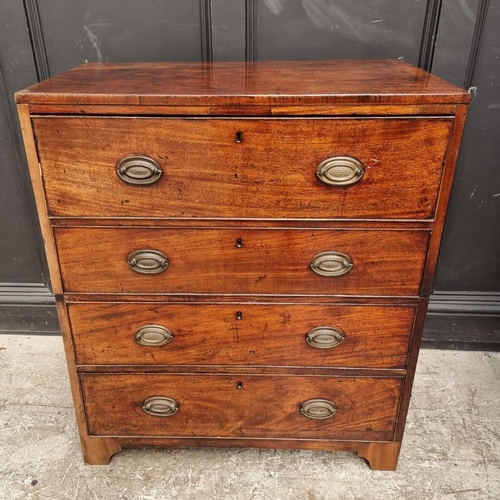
[0, 336, 499, 500]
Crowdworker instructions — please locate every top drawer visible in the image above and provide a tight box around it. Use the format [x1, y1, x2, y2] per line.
[33, 116, 452, 220]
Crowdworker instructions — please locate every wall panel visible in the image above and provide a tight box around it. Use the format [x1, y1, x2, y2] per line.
[0, 1, 44, 284]
[37, 0, 206, 75]
[432, 0, 479, 85]
[251, 0, 427, 63]
[434, 0, 500, 291]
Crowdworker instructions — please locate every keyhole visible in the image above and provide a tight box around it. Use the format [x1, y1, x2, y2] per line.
[237, 381, 243, 389]
[236, 238, 243, 248]
[236, 311, 243, 320]
[235, 131, 243, 143]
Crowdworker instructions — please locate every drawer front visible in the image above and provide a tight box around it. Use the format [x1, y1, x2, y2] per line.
[69, 303, 416, 369]
[33, 116, 452, 219]
[81, 374, 402, 440]
[55, 228, 429, 296]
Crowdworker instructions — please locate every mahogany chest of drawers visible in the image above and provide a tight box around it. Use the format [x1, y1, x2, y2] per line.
[16, 60, 470, 470]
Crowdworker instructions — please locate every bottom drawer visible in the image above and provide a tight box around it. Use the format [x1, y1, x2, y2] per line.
[81, 374, 403, 441]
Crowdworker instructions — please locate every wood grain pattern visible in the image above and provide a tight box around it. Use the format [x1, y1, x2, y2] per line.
[33, 116, 452, 219]
[55, 299, 90, 440]
[54, 227, 430, 296]
[80, 437, 122, 465]
[51, 218, 434, 230]
[16, 105, 63, 294]
[64, 294, 420, 306]
[394, 297, 429, 442]
[26, 103, 460, 116]
[68, 302, 416, 368]
[357, 442, 402, 471]
[76, 365, 406, 378]
[421, 104, 470, 296]
[81, 373, 402, 441]
[15, 60, 470, 106]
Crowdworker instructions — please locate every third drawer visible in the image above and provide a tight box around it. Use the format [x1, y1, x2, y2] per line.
[68, 302, 417, 369]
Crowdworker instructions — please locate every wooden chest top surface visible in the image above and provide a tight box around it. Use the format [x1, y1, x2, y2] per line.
[15, 60, 470, 106]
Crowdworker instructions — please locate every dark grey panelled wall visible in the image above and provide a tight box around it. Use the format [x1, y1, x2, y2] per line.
[424, 0, 500, 348]
[1, 0, 499, 345]
[434, 0, 500, 291]
[431, 0, 480, 86]
[250, 1, 427, 63]
[38, 1, 206, 75]
[0, 1, 42, 284]
[0, 1, 57, 333]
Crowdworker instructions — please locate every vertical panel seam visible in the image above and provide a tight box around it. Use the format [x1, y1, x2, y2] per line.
[418, 0, 444, 71]
[23, 0, 50, 81]
[245, 0, 256, 62]
[200, 0, 213, 63]
[463, 0, 490, 89]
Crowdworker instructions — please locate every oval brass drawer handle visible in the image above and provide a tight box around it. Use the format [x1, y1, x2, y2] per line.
[300, 399, 337, 420]
[116, 155, 163, 185]
[134, 325, 173, 347]
[142, 397, 178, 417]
[306, 326, 345, 349]
[310, 251, 353, 277]
[316, 156, 364, 187]
[128, 249, 169, 274]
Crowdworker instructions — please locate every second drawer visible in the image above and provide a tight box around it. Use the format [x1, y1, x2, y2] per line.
[69, 302, 416, 369]
[55, 228, 429, 296]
